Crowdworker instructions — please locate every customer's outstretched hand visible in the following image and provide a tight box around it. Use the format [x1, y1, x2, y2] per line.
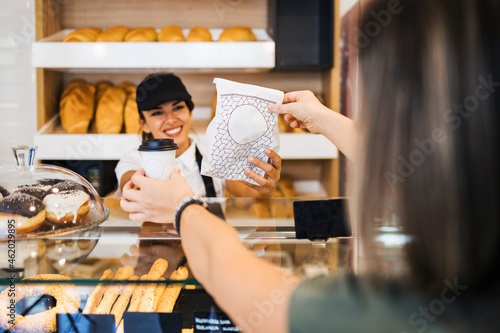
[268, 90, 332, 135]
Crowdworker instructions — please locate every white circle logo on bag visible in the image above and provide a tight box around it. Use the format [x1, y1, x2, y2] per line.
[228, 104, 267, 144]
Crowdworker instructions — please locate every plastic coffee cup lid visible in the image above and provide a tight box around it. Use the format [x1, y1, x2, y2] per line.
[138, 139, 179, 151]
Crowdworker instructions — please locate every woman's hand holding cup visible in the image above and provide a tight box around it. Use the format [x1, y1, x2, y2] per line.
[120, 168, 194, 223]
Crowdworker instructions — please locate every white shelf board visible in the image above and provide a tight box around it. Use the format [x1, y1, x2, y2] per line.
[32, 29, 275, 70]
[34, 115, 338, 160]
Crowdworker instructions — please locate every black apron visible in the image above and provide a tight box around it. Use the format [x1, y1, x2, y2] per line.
[195, 146, 216, 197]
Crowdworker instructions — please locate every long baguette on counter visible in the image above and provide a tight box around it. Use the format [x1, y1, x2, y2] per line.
[156, 266, 189, 312]
[82, 269, 114, 314]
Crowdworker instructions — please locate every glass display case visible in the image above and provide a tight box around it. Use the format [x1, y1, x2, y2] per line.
[0, 194, 356, 333]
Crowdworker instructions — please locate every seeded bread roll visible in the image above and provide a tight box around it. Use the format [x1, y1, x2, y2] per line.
[60, 81, 95, 134]
[218, 26, 256, 41]
[63, 28, 103, 42]
[95, 86, 127, 134]
[96, 25, 130, 42]
[187, 27, 212, 42]
[158, 25, 184, 42]
[124, 27, 157, 42]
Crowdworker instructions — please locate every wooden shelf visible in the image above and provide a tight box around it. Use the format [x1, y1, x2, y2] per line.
[34, 113, 338, 161]
[32, 29, 275, 70]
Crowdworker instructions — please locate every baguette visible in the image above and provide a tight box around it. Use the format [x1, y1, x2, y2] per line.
[94, 266, 134, 314]
[138, 258, 169, 312]
[110, 275, 139, 325]
[153, 277, 166, 310]
[82, 269, 114, 314]
[127, 274, 149, 312]
[156, 267, 188, 312]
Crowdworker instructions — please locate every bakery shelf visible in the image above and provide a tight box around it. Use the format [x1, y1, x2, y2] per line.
[32, 29, 275, 70]
[34, 115, 338, 161]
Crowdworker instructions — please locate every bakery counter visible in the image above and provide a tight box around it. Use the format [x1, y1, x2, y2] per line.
[0, 197, 355, 332]
[32, 29, 275, 71]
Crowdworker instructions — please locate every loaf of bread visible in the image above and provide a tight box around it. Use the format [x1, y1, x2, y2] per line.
[61, 79, 87, 98]
[158, 25, 185, 42]
[125, 27, 157, 42]
[218, 26, 256, 41]
[124, 92, 141, 134]
[187, 26, 212, 42]
[60, 81, 96, 134]
[63, 28, 103, 42]
[96, 25, 130, 42]
[95, 86, 127, 134]
[117, 81, 136, 95]
[95, 80, 113, 103]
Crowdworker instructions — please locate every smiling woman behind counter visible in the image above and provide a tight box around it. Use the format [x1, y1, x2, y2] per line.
[114, 73, 282, 199]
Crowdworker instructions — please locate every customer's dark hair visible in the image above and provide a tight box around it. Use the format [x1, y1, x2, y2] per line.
[356, 0, 500, 296]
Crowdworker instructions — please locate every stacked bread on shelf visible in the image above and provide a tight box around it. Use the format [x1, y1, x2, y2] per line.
[60, 79, 141, 134]
[63, 25, 257, 42]
[83, 259, 189, 331]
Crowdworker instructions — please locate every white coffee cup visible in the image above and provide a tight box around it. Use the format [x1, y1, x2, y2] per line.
[139, 139, 179, 181]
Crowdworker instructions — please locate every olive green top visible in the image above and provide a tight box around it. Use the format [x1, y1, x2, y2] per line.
[289, 273, 498, 333]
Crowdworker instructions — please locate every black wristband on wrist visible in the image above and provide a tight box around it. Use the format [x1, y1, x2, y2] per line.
[174, 197, 207, 236]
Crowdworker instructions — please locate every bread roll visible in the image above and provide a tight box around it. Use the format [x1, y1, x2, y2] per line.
[96, 25, 130, 42]
[60, 82, 95, 134]
[124, 27, 157, 42]
[63, 28, 103, 42]
[218, 26, 256, 42]
[158, 25, 185, 42]
[187, 26, 212, 42]
[95, 86, 127, 134]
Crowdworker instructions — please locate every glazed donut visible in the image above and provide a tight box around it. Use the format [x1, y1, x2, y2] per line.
[43, 190, 90, 224]
[0, 192, 46, 234]
[0, 274, 80, 333]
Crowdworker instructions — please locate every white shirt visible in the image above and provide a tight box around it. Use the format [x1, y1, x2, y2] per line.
[115, 137, 224, 198]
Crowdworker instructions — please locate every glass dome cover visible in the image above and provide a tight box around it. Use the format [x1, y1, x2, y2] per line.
[0, 146, 109, 239]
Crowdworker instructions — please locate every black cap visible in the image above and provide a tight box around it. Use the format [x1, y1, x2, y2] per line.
[136, 73, 193, 111]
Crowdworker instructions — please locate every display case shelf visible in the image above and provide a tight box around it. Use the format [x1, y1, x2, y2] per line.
[32, 29, 275, 70]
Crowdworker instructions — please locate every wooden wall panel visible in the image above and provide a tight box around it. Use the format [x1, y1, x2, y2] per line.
[61, 0, 267, 29]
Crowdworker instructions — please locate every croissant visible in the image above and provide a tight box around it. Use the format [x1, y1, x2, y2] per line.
[63, 28, 103, 42]
[158, 25, 184, 42]
[96, 25, 130, 42]
[218, 26, 256, 42]
[60, 82, 95, 134]
[187, 27, 211, 42]
[124, 27, 157, 42]
[95, 86, 127, 134]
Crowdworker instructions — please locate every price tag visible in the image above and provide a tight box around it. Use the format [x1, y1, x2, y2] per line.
[193, 311, 240, 332]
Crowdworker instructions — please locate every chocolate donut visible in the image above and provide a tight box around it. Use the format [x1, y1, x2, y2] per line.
[47, 180, 89, 195]
[11, 184, 49, 201]
[0, 185, 10, 199]
[0, 192, 46, 234]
